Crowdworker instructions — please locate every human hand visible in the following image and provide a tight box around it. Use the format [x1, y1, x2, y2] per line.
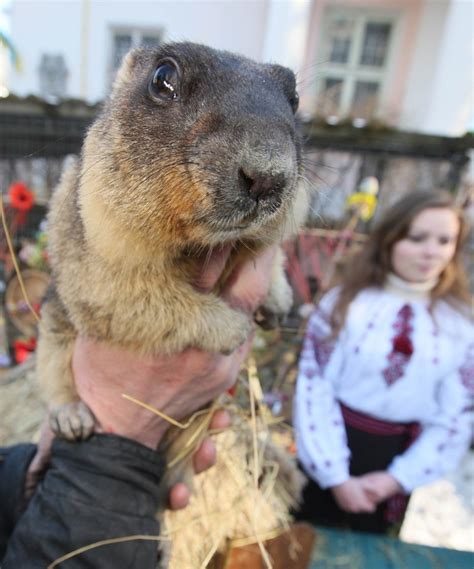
[73, 245, 276, 448]
[23, 412, 229, 511]
[23, 419, 54, 502]
[167, 408, 230, 510]
[358, 471, 403, 504]
[24, 411, 231, 510]
[69, 246, 277, 510]
[330, 477, 378, 513]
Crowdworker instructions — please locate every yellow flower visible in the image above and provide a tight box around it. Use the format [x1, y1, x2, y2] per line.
[346, 192, 378, 221]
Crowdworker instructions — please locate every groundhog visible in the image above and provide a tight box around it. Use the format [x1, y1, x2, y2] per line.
[38, 41, 305, 439]
[36, 45, 307, 563]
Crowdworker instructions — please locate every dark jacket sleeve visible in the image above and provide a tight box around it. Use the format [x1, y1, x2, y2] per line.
[0, 442, 37, 559]
[2, 434, 165, 569]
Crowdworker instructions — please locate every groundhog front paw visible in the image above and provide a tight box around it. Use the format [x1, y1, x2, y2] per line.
[257, 271, 293, 330]
[214, 310, 252, 355]
[254, 306, 283, 330]
[50, 401, 96, 441]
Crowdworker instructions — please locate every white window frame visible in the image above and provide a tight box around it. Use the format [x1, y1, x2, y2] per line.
[315, 7, 400, 121]
[108, 26, 164, 83]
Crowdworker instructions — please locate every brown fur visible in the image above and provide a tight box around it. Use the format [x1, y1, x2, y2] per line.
[36, 43, 306, 487]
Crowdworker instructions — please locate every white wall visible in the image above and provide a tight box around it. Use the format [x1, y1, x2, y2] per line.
[9, 0, 83, 99]
[0, 49, 9, 96]
[398, 0, 473, 135]
[262, 0, 311, 73]
[8, 0, 272, 102]
[397, 0, 448, 132]
[419, 0, 474, 136]
[7, 0, 473, 136]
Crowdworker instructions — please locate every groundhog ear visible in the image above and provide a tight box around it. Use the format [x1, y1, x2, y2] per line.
[112, 48, 145, 92]
[265, 64, 299, 113]
[265, 64, 296, 92]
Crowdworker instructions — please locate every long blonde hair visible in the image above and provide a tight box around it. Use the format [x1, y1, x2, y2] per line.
[330, 190, 471, 335]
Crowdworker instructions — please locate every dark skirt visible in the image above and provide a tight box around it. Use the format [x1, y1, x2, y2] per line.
[294, 423, 413, 534]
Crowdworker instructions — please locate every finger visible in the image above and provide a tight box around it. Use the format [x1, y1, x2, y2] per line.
[359, 477, 376, 492]
[193, 438, 217, 474]
[37, 419, 55, 451]
[349, 500, 376, 514]
[364, 490, 384, 506]
[222, 246, 277, 312]
[209, 409, 231, 431]
[364, 487, 381, 501]
[212, 334, 254, 395]
[361, 496, 378, 512]
[193, 245, 232, 293]
[30, 419, 54, 474]
[24, 423, 55, 501]
[231, 333, 254, 367]
[168, 482, 190, 510]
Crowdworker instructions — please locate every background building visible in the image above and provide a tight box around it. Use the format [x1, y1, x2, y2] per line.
[0, 0, 472, 223]
[1, 0, 473, 136]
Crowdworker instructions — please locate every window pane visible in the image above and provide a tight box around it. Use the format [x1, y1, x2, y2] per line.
[318, 77, 344, 116]
[39, 54, 68, 100]
[113, 34, 132, 69]
[141, 35, 161, 48]
[360, 23, 391, 67]
[325, 17, 355, 64]
[352, 81, 379, 118]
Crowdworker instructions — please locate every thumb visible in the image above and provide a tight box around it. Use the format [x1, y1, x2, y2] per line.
[193, 245, 232, 293]
[364, 486, 383, 503]
[221, 245, 277, 311]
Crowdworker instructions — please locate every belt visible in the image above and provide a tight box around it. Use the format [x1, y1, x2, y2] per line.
[339, 401, 421, 442]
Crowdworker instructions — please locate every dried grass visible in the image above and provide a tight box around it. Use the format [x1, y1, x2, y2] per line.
[0, 356, 303, 569]
[0, 357, 44, 446]
[161, 361, 304, 569]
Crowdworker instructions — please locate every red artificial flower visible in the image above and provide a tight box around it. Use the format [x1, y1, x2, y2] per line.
[9, 182, 35, 211]
[13, 337, 37, 364]
[393, 334, 414, 356]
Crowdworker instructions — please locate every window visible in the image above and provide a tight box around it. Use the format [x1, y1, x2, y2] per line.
[38, 54, 68, 101]
[112, 34, 133, 71]
[315, 9, 396, 122]
[110, 28, 163, 81]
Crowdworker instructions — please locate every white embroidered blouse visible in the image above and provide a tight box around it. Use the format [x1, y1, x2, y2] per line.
[294, 277, 474, 493]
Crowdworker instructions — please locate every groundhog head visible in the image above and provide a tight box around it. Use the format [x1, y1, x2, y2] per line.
[80, 42, 301, 251]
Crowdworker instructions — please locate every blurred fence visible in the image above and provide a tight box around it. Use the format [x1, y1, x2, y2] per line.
[0, 95, 471, 363]
[0, 95, 98, 205]
[1, 94, 472, 215]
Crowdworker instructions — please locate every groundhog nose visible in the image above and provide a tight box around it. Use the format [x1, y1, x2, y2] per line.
[238, 168, 286, 201]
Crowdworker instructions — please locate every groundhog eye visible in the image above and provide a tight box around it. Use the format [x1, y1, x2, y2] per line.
[149, 61, 180, 101]
[289, 91, 299, 113]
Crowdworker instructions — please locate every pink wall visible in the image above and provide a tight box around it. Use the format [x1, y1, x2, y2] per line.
[301, 0, 424, 124]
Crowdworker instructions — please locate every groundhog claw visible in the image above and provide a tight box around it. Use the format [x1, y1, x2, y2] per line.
[217, 312, 252, 354]
[50, 401, 96, 441]
[254, 306, 282, 330]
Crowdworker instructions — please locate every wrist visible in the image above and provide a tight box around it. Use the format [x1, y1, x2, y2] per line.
[387, 466, 409, 494]
[78, 387, 172, 449]
[104, 420, 169, 450]
[319, 471, 350, 490]
[386, 473, 403, 494]
[330, 478, 351, 495]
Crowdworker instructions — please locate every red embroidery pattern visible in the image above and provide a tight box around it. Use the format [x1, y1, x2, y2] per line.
[459, 342, 474, 395]
[306, 306, 335, 373]
[314, 340, 334, 370]
[385, 493, 410, 524]
[299, 305, 345, 473]
[382, 304, 414, 386]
